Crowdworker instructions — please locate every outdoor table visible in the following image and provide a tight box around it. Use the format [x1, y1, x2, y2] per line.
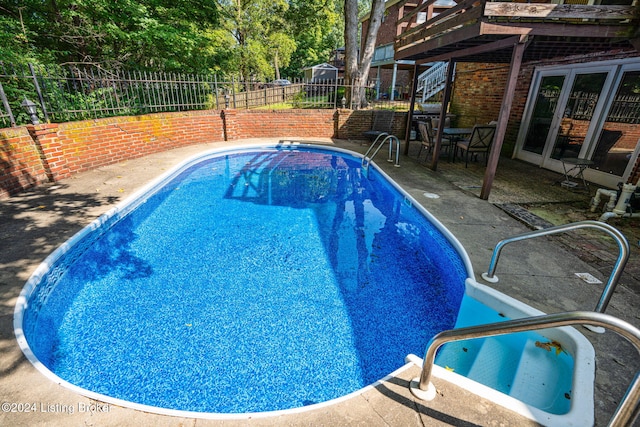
[560, 157, 594, 189]
[435, 127, 474, 161]
[441, 127, 474, 139]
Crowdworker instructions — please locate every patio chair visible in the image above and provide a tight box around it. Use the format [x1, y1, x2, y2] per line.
[363, 110, 395, 142]
[417, 118, 452, 162]
[416, 121, 433, 161]
[431, 116, 451, 129]
[455, 125, 496, 167]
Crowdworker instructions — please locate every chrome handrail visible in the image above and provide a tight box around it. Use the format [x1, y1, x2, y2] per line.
[362, 133, 401, 172]
[481, 220, 629, 313]
[409, 311, 640, 427]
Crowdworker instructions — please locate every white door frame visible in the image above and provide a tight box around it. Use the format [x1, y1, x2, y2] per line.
[514, 58, 640, 188]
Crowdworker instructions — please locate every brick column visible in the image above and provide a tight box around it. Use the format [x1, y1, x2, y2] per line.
[26, 123, 69, 181]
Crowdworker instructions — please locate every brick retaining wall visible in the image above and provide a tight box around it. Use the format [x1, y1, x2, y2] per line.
[0, 109, 408, 198]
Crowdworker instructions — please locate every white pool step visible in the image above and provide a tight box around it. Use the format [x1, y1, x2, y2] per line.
[436, 335, 573, 414]
[509, 339, 570, 411]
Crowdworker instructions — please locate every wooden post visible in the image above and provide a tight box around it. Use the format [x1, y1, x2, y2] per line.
[430, 58, 455, 171]
[404, 64, 419, 155]
[480, 39, 527, 200]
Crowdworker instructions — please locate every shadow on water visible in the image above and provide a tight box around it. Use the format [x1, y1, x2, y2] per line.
[12, 182, 187, 368]
[223, 142, 466, 386]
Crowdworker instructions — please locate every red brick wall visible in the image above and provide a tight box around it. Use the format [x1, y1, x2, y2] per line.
[0, 110, 224, 198]
[335, 110, 407, 140]
[0, 109, 408, 198]
[223, 109, 336, 140]
[56, 111, 225, 178]
[450, 63, 510, 128]
[0, 127, 50, 198]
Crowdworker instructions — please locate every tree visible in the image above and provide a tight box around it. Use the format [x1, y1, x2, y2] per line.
[0, 0, 220, 72]
[344, 0, 386, 107]
[0, 0, 346, 80]
[282, 0, 343, 79]
[215, 0, 296, 81]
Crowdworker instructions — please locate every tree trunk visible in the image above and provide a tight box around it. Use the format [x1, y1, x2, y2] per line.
[274, 50, 280, 80]
[343, 0, 386, 109]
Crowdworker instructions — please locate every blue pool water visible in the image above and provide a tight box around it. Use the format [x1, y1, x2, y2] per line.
[21, 146, 469, 414]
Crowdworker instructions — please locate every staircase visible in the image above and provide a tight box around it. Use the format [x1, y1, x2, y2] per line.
[416, 62, 454, 102]
[434, 296, 574, 415]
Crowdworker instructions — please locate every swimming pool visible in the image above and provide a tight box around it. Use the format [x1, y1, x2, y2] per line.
[14, 143, 595, 424]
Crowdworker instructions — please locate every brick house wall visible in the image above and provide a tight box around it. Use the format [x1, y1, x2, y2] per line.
[450, 49, 640, 157]
[0, 109, 409, 199]
[450, 63, 510, 127]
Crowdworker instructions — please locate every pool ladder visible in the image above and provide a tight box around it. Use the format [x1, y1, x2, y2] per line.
[481, 220, 629, 324]
[408, 311, 640, 427]
[362, 133, 400, 177]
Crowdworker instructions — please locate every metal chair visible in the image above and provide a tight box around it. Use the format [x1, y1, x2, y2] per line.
[417, 118, 453, 162]
[363, 110, 395, 142]
[416, 121, 433, 161]
[455, 125, 496, 167]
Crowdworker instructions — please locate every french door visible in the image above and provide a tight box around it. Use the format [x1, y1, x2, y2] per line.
[515, 60, 640, 188]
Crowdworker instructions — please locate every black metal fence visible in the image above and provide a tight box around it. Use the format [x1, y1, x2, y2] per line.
[0, 63, 410, 128]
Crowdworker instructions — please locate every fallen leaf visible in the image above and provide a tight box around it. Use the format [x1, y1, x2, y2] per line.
[535, 340, 567, 355]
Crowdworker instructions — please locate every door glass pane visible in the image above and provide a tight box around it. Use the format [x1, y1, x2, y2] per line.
[550, 72, 608, 160]
[591, 70, 640, 176]
[523, 75, 565, 155]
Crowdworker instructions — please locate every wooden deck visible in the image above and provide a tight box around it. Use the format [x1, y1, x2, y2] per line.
[395, 0, 638, 64]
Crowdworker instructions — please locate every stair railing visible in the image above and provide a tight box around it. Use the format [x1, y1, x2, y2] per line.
[417, 62, 455, 102]
[409, 310, 640, 427]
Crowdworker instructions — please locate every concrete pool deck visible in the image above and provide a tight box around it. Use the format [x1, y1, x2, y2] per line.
[1, 138, 639, 426]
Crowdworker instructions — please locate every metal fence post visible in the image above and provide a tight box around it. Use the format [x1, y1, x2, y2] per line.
[231, 76, 237, 108]
[0, 82, 16, 127]
[28, 63, 49, 122]
[213, 74, 219, 110]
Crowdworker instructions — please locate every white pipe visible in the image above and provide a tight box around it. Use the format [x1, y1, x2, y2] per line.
[598, 183, 640, 222]
[600, 211, 640, 222]
[590, 188, 618, 213]
[613, 183, 637, 215]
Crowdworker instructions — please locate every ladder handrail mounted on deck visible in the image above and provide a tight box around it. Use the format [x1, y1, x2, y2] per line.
[409, 310, 640, 427]
[362, 133, 401, 178]
[481, 220, 629, 316]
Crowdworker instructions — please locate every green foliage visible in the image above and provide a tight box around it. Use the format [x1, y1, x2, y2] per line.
[0, 0, 344, 78]
[282, 0, 343, 79]
[291, 90, 307, 108]
[0, 0, 347, 125]
[0, 0, 219, 72]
